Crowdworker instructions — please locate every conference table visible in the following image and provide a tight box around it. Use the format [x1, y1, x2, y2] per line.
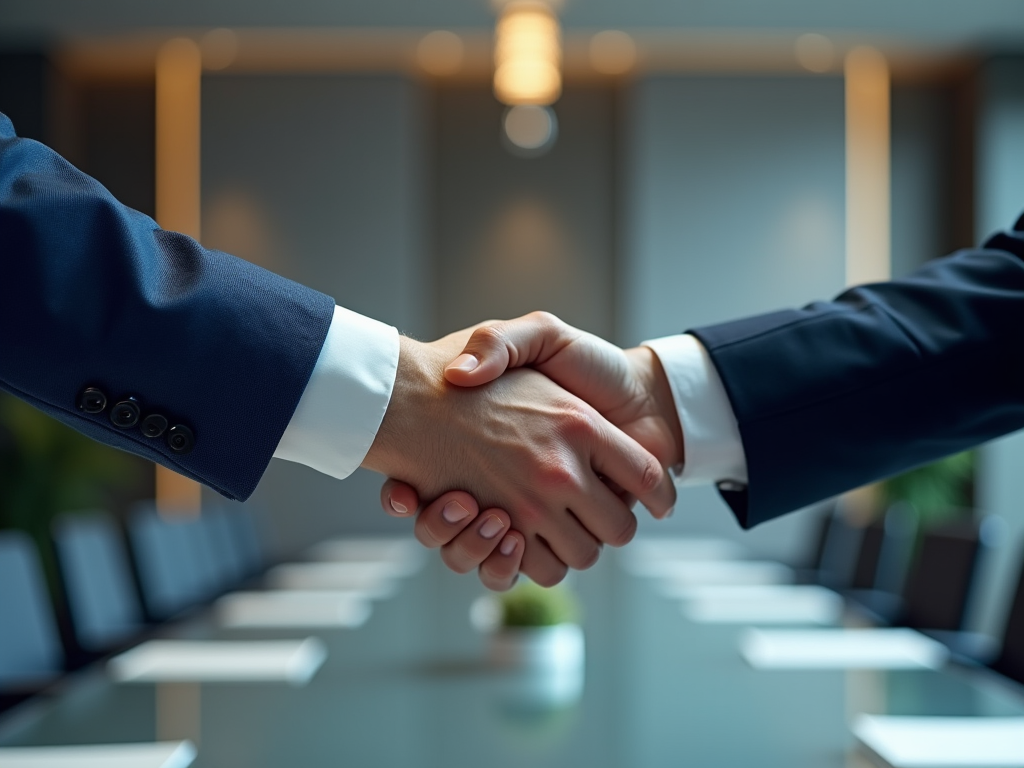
[1, 550, 1022, 767]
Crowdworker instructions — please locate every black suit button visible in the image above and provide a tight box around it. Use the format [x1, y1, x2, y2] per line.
[78, 387, 107, 414]
[110, 397, 141, 429]
[167, 424, 195, 454]
[141, 414, 169, 438]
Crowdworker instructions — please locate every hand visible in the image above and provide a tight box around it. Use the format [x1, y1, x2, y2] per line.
[380, 312, 684, 586]
[362, 327, 676, 586]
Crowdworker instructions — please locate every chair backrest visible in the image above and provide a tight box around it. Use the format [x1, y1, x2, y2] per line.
[128, 504, 212, 620]
[990, 550, 1024, 686]
[851, 519, 886, 590]
[901, 518, 986, 631]
[817, 507, 864, 590]
[52, 511, 144, 652]
[225, 506, 265, 577]
[0, 530, 63, 686]
[205, 507, 250, 585]
[872, 504, 917, 595]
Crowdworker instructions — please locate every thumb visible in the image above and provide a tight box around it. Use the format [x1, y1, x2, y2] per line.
[444, 311, 572, 387]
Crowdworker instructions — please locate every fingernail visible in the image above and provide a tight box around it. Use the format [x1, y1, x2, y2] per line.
[442, 500, 472, 524]
[390, 499, 409, 515]
[665, 505, 675, 518]
[500, 536, 518, 556]
[479, 515, 505, 539]
[447, 354, 479, 373]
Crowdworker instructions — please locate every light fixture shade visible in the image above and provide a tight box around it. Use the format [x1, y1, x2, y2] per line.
[494, 2, 562, 105]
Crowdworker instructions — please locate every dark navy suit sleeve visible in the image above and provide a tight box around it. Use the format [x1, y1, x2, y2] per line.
[689, 215, 1024, 529]
[0, 114, 335, 501]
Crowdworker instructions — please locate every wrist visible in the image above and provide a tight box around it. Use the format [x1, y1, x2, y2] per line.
[627, 346, 685, 469]
[362, 336, 445, 478]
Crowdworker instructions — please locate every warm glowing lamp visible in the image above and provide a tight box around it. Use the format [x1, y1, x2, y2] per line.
[493, 1, 562, 105]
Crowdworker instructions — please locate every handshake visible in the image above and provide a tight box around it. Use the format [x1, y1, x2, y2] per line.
[361, 311, 684, 591]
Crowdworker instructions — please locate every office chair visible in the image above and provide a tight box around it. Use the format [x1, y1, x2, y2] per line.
[989, 549, 1024, 686]
[0, 531, 64, 699]
[127, 504, 215, 620]
[816, 504, 865, 590]
[902, 517, 992, 632]
[52, 511, 145, 654]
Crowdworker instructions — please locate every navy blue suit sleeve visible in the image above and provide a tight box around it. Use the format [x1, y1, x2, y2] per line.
[689, 216, 1024, 529]
[0, 114, 335, 501]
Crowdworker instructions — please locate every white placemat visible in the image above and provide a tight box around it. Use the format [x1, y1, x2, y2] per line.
[653, 560, 794, 588]
[853, 715, 1024, 767]
[217, 590, 372, 629]
[266, 562, 400, 597]
[680, 585, 843, 625]
[740, 628, 949, 670]
[0, 741, 196, 768]
[108, 638, 326, 685]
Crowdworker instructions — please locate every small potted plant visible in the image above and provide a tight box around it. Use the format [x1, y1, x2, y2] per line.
[488, 580, 584, 672]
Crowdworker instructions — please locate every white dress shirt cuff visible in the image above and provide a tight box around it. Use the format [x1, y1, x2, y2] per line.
[642, 334, 748, 486]
[273, 305, 399, 480]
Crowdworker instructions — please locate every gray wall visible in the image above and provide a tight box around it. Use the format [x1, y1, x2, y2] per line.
[199, 74, 428, 555]
[433, 85, 616, 339]
[973, 56, 1024, 637]
[620, 75, 847, 562]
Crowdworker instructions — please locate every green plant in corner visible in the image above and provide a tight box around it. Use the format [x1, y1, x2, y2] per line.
[0, 392, 150, 588]
[879, 450, 975, 527]
[499, 579, 581, 628]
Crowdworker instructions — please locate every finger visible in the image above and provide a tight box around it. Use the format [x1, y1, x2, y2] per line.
[440, 508, 511, 574]
[479, 530, 525, 591]
[444, 311, 575, 387]
[592, 423, 677, 520]
[413, 491, 480, 549]
[380, 478, 420, 518]
[519, 534, 569, 587]
[576, 475, 639, 548]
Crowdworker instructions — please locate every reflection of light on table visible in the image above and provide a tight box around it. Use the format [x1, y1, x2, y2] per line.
[156, 682, 201, 745]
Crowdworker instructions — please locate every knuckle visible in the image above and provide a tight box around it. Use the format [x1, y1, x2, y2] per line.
[572, 545, 601, 571]
[536, 460, 578, 492]
[531, 564, 568, 588]
[472, 323, 506, 350]
[608, 513, 638, 548]
[558, 406, 597, 441]
[440, 547, 475, 575]
[637, 457, 663, 495]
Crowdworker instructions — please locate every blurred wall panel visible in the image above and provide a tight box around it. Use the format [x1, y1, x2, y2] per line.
[433, 84, 616, 339]
[200, 74, 428, 552]
[621, 75, 846, 561]
[890, 84, 956, 277]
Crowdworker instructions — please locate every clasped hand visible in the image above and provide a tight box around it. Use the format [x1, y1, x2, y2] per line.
[361, 312, 684, 589]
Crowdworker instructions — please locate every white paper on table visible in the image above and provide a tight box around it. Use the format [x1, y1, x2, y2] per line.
[216, 591, 372, 629]
[0, 740, 196, 768]
[679, 585, 843, 625]
[651, 560, 794, 588]
[266, 562, 400, 597]
[108, 638, 327, 685]
[740, 628, 949, 670]
[853, 715, 1024, 767]
[305, 537, 425, 571]
[621, 537, 747, 576]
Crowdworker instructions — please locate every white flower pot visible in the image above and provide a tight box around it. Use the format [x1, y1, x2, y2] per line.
[489, 623, 585, 670]
[489, 624, 585, 708]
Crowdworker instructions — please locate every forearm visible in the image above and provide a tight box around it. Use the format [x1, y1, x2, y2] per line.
[691, 232, 1024, 527]
[0, 114, 334, 500]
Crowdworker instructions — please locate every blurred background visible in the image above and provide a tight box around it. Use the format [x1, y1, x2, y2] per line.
[1, 0, 1023, 641]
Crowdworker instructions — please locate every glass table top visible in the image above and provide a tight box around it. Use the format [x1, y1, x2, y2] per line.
[2, 553, 1022, 768]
